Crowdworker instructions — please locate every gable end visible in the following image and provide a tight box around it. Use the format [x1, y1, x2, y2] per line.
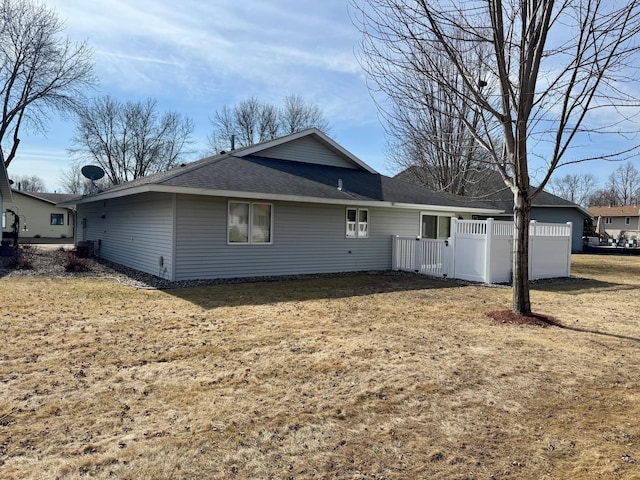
[257, 135, 363, 170]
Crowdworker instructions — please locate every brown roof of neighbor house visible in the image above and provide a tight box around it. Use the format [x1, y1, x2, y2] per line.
[11, 189, 77, 205]
[588, 205, 640, 217]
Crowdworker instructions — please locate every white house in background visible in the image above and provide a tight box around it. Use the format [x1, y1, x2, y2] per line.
[2, 190, 76, 242]
[588, 205, 640, 242]
[60, 129, 507, 281]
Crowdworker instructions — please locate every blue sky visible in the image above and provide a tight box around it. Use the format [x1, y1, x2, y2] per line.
[9, 0, 388, 191]
[6, 0, 638, 192]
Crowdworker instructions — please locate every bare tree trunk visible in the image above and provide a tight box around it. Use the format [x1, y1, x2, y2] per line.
[513, 188, 531, 315]
[354, 0, 640, 316]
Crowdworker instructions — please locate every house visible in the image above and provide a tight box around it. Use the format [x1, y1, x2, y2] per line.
[2, 190, 76, 243]
[588, 205, 640, 242]
[396, 166, 592, 252]
[61, 129, 505, 281]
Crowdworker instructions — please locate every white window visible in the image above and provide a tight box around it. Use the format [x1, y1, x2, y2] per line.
[421, 213, 452, 239]
[346, 208, 368, 238]
[228, 202, 272, 244]
[605, 217, 612, 224]
[625, 217, 631, 225]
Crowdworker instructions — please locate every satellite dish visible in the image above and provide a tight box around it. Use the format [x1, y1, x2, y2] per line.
[81, 165, 106, 194]
[81, 165, 105, 181]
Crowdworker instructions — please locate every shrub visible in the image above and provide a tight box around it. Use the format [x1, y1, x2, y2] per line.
[63, 251, 92, 272]
[7, 248, 34, 270]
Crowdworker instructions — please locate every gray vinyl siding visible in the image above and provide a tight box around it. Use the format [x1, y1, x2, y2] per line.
[258, 136, 359, 169]
[174, 194, 419, 281]
[529, 207, 587, 252]
[76, 192, 175, 279]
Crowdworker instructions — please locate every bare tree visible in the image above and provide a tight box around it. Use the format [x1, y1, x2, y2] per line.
[0, 0, 95, 168]
[233, 97, 262, 147]
[605, 162, 640, 206]
[548, 173, 598, 208]
[58, 161, 110, 194]
[354, 0, 640, 315]
[365, 24, 496, 196]
[58, 163, 88, 194]
[12, 174, 44, 192]
[587, 187, 619, 208]
[280, 94, 329, 135]
[72, 96, 194, 185]
[209, 95, 329, 153]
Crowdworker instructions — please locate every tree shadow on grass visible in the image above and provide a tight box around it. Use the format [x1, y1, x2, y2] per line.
[487, 309, 640, 343]
[165, 271, 464, 309]
[530, 277, 639, 295]
[555, 323, 640, 343]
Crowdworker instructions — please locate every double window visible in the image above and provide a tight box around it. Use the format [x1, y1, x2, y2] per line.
[421, 213, 452, 239]
[228, 202, 272, 244]
[346, 208, 368, 238]
[605, 217, 613, 224]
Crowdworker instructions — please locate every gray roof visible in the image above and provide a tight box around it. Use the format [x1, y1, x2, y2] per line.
[163, 154, 498, 208]
[395, 166, 590, 216]
[64, 129, 502, 213]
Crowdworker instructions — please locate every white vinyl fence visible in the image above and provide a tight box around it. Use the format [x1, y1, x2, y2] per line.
[392, 219, 572, 283]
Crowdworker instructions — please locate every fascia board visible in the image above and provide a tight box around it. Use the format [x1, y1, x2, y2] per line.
[391, 202, 505, 215]
[65, 185, 506, 214]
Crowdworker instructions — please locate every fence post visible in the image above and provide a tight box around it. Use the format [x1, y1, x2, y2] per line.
[529, 220, 537, 279]
[566, 222, 573, 276]
[414, 236, 422, 273]
[448, 218, 457, 278]
[483, 218, 493, 283]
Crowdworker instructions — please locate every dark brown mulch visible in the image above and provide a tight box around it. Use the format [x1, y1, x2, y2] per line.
[487, 310, 560, 328]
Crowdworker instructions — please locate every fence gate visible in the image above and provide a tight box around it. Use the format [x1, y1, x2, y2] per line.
[392, 237, 450, 277]
[392, 219, 572, 283]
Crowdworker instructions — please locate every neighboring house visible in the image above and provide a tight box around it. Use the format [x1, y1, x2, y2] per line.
[588, 205, 640, 242]
[396, 166, 592, 252]
[2, 190, 76, 242]
[61, 129, 505, 281]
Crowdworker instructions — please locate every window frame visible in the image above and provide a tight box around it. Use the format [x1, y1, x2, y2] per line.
[50, 213, 65, 226]
[625, 217, 631, 225]
[420, 212, 453, 239]
[604, 217, 613, 225]
[227, 201, 273, 245]
[346, 207, 369, 238]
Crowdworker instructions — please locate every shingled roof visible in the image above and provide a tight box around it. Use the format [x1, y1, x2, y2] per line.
[12, 190, 77, 205]
[588, 205, 640, 217]
[395, 166, 591, 216]
[65, 129, 502, 214]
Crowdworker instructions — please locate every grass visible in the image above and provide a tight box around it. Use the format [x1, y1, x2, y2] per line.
[1, 254, 639, 479]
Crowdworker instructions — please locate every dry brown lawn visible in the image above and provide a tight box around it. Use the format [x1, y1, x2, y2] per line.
[1, 254, 639, 479]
